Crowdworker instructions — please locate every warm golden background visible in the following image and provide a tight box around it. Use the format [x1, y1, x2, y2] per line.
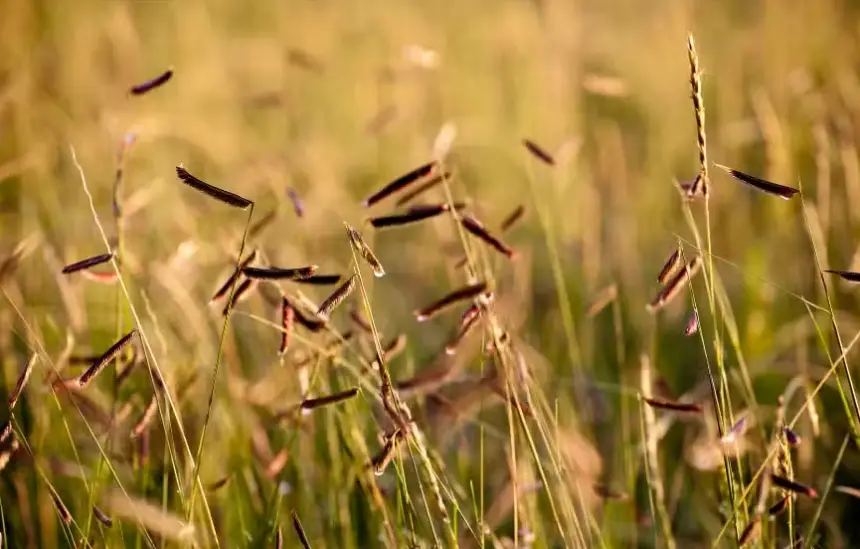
[3, 0, 860, 547]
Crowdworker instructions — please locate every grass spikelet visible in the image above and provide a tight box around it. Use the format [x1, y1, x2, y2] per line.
[78, 329, 137, 388]
[584, 284, 617, 318]
[683, 311, 699, 336]
[771, 473, 817, 498]
[316, 275, 356, 318]
[62, 252, 113, 274]
[279, 300, 295, 356]
[284, 297, 326, 332]
[445, 305, 482, 355]
[414, 282, 488, 322]
[783, 426, 802, 447]
[300, 387, 359, 410]
[265, 449, 289, 478]
[129, 68, 173, 95]
[643, 397, 703, 413]
[175, 166, 252, 209]
[207, 475, 232, 492]
[372, 334, 408, 368]
[286, 187, 305, 217]
[369, 203, 456, 228]
[738, 516, 761, 546]
[211, 249, 258, 302]
[371, 429, 402, 476]
[768, 495, 789, 518]
[348, 306, 373, 333]
[80, 270, 119, 284]
[593, 483, 630, 501]
[646, 256, 703, 312]
[824, 269, 860, 283]
[222, 278, 257, 315]
[0, 421, 12, 444]
[0, 438, 19, 472]
[657, 247, 682, 284]
[720, 417, 747, 446]
[215, 252, 257, 298]
[92, 505, 113, 528]
[460, 214, 516, 259]
[131, 394, 159, 439]
[362, 161, 436, 207]
[522, 138, 556, 166]
[687, 34, 709, 198]
[394, 173, 449, 206]
[715, 164, 800, 200]
[50, 490, 71, 523]
[243, 265, 319, 281]
[345, 223, 385, 277]
[104, 489, 196, 542]
[500, 205, 526, 232]
[9, 353, 36, 409]
[293, 274, 341, 285]
[291, 509, 312, 549]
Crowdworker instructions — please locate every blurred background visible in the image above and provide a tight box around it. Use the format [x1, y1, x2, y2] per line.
[3, 0, 860, 547]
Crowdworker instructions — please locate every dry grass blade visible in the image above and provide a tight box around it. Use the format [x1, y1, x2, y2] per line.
[293, 274, 341, 285]
[129, 68, 173, 95]
[500, 205, 526, 232]
[9, 353, 36, 409]
[738, 516, 761, 546]
[92, 505, 113, 528]
[643, 397, 703, 413]
[369, 204, 456, 228]
[835, 485, 860, 499]
[222, 278, 257, 315]
[715, 164, 800, 200]
[657, 247, 682, 284]
[279, 300, 295, 356]
[243, 265, 319, 281]
[104, 489, 195, 542]
[362, 161, 436, 207]
[522, 138, 555, 166]
[78, 329, 137, 388]
[394, 173, 449, 206]
[460, 214, 516, 259]
[317, 275, 356, 318]
[286, 187, 305, 217]
[265, 449, 289, 478]
[646, 256, 703, 312]
[584, 284, 617, 318]
[62, 252, 113, 274]
[131, 394, 159, 439]
[824, 269, 860, 283]
[291, 509, 312, 549]
[414, 282, 488, 322]
[211, 249, 258, 302]
[176, 166, 252, 209]
[771, 473, 817, 498]
[300, 387, 359, 410]
[345, 223, 385, 277]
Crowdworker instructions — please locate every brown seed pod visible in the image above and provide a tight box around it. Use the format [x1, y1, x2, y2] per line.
[414, 283, 488, 322]
[300, 388, 359, 410]
[716, 164, 800, 200]
[62, 252, 114, 275]
[345, 223, 385, 277]
[362, 161, 437, 207]
[78, 330, 137, 388]
[643, 397, 703, 413]
[460, 214, 516, 259]
[211, 250, 258, 303]
[522, 138, 555, 166]
[243, 265, 319, 281]
[317, 275, 357, 318]
[9, 354, 37, 409]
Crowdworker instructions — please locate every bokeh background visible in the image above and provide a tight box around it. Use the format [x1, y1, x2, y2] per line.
[3, 0, 860, 547]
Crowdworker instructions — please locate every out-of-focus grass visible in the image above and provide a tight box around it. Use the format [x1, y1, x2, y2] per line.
[3, 0, 860, 547]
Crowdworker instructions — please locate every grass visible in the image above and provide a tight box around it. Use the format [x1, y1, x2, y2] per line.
[3, 0, 860, 547]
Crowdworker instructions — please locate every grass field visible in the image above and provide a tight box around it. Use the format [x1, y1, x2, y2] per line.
[3, 0, 860, 547]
